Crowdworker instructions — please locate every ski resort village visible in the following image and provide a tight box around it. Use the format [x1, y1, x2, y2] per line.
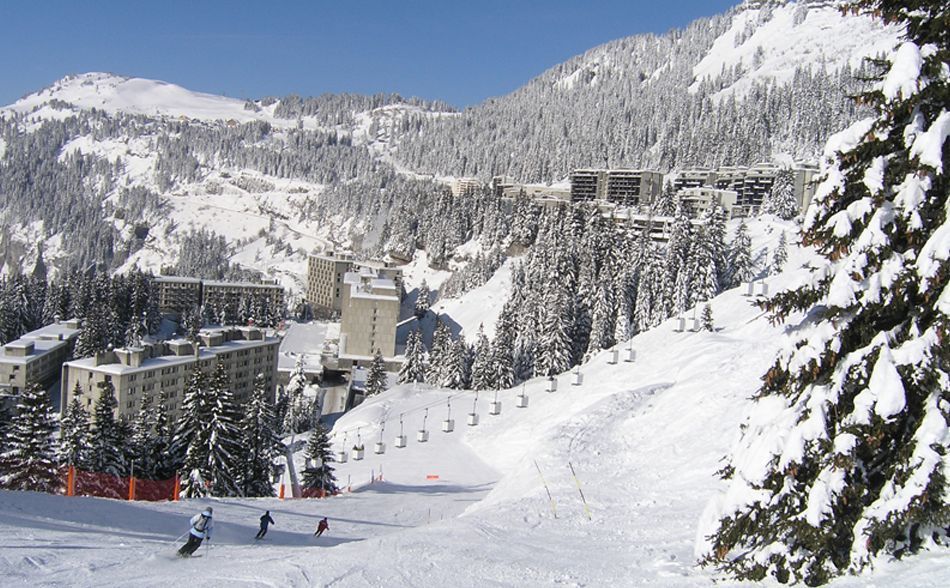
[0, 1, 947, 586]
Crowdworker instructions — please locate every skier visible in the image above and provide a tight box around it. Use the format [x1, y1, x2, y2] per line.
[256, 510, 275, 539]
[177, 507, 214, 557]
[314, 517, 329, 537]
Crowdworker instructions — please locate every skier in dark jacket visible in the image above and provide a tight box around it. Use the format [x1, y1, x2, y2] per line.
[178, 507, 214, 557]
[256, 510, 275, 539]
[314, 517, 329, 537]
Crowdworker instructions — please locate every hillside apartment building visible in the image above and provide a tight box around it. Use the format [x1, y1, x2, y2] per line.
[152, 276, 285, 317]
[307, 252, 402, 314]
[338, 267, 400, 366]
[0, 319, 82, 403]
[570, 169, 664, 207]
[61, 326, 279, 421]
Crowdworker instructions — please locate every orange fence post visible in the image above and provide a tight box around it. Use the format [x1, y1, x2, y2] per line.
[279, 483, 285, 500]
[172, 474, 180, 502]
[128, 477, 136, 501]
[66, 466, 76, 497]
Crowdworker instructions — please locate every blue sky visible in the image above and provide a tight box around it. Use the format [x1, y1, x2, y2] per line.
[0, 0, 737, 108]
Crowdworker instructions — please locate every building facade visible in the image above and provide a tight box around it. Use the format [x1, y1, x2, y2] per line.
[152, 277, 202, 316]
[61, 326, 280, 421]
[570, 169, 663, 207]
[678, 187, 738, 218]
[307, 252, 402, 313]
[339, 268, 400, 362]
[0, 319, 82, 400]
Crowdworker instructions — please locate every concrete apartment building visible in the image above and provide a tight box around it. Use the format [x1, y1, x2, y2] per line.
[738, 163, 779, 209]
[570, 169, 663, 207]
[152, 276, 285, 318]
[678, 187, 739, 218]
[451, 177, 482, 197]
[0, 319, 82, 400]
[673, 168, 717, 193]
[202, 280, 285, 316]
[61, 326, 279, 421]
[793, 163, 820, 211]
[307, 252, 403, 314]
[338, 268, 399, 364]
[153, 276, 202, 316]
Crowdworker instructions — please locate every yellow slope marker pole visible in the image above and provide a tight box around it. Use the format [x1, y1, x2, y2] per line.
[533, 459, 558, 519]
[569, 461, 592, 521]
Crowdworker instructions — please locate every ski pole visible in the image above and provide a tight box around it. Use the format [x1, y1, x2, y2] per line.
[170, 531, 189, 546]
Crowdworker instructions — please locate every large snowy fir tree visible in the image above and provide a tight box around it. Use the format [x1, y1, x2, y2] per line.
[301, 422, 338, 494]
[700, 1, 950, 584]
[0, 383, 60, 493]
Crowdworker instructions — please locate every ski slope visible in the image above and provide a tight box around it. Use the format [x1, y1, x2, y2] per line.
[2, 219, 948, 587]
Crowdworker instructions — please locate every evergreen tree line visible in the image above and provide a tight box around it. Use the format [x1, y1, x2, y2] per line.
[1, 361, 338, 497]
[0, 269, 161, 349]
[398, 200, 782, 390]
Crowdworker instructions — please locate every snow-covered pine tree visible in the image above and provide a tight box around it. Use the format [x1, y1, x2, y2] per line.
[174, 367, 212, 498]
[701, 303, 714, 332]
[772, 231, 789, 274]
[365, 349, 387, 396]
[414, 280, 431, 318]
[427, 317, 451, 384]
[148, 398, 175, 479]
[398, 329, 426, 384]
[726, 219, 753, 289]
[89, 380, 126, 476]
[129, 394, 158, 477]
[239, 374, 280, 497]
[283, 356, 309, 434]
[0, 382, 60, 492]
[302, 422, 338, 494]
[538, 288, 572, 376]
[59, 383, 91, 469]
[440, 336, 466, 389]
[705, 206, 730, 291]
[470, 325, 495, 390]
[761, 168, 800, 220]
[204, 361, 243, 496]
[701, 2, 950, 583]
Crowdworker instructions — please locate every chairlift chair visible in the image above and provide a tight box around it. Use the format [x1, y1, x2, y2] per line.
[442, 397, 455, 432]
[418, 408, 430, 442]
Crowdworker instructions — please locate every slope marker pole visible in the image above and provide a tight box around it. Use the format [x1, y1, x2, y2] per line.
[569, 461, 592, 521]
[533, 459, 558, 519]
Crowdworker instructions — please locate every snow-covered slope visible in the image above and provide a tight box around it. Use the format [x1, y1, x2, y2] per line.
[4, 219, 947, 586]
[7, 72, 296, 126]
[691, 1, 900, 98]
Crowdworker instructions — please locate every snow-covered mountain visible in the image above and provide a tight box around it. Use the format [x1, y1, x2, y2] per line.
[0, 0, 900, 290]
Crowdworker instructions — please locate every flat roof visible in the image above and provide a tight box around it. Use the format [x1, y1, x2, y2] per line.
[203, 280, 283, 290]
[153, 276, 202, 284]
[0, 338, 70, 364]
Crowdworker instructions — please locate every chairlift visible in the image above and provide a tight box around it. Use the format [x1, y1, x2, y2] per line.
[489, 389, 502, 415]
[468, 391, 479, 426]
[442, 397, 455, 432]
[690, 317, 701, 332]
[608, 349, 619, 364]
[516, 383, 529, 408]
[625, 347, 636, 363]
[675, 316, 686, 332]
[758, 282, 770, 296]
[395, 414, 407, 448]
[546, 376, 558, 393]
[744, 281, 755, 297]
[374, 422, 386, 455]
[417, 408, 430, 443]
[336, 432, 348, 463]
[352, 428, 365, 461]
[572, 368, 584, 386]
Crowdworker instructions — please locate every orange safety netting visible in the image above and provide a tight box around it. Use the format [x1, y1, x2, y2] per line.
[65, 466, 178, 501]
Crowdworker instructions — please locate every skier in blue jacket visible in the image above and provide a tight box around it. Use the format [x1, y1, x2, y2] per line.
[178, 507, 214, 557]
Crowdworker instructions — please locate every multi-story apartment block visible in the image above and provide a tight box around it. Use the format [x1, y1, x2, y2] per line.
[0, 319, 82, 401]
[307, 252, 355, 313]
[61, 326, 279, 421]
[152, 276, 285, 319]
[570, 169, 663, 207]
[338, 268, 399, 362]
[673, 168, 717, 192]
[451, 177, 482, 197]
[739, 163, 779, 210]
[792, 163, 820, 212]
[202, 280, 285, 317]
[307, 252, 403, 314]
[152, 276, 202, 316]
[677, 187, 738, 218]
